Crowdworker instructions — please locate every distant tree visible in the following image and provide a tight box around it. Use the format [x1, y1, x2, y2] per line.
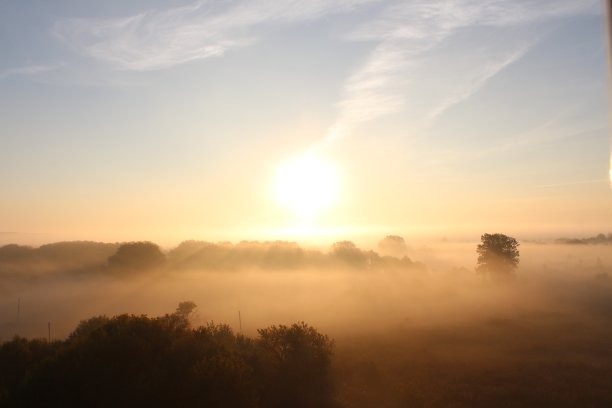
[476, 233, 520, 277]
[262, 242, 305, 270]
[37, 241, 119, 264]
[174, 300, 198, 318]
[330, 241, 367, 268]
[377, 235, 408, 257]
[107, 242, 166, 272]
[0, 244, 38, 275]
[0, 242, 119, 277]
[555, 232, 612, 245]
[175, 301, 197, 320]
[0, 244, 35, 262]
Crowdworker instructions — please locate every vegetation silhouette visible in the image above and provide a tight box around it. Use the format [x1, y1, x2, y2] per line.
[256, 323, 335, 408]
[330, 241, 368, 268]
[107, 241, 166, 273]
[3, 237, 612, 406]
[476, 233, 520, 278]
[168, 240, 313, 271]
[0, 241, 118, 277]
[0, 238, 426, 279]
[556, 232, 612, 245]
[0, 304, 336, 408]
[377, 235, 408, 257]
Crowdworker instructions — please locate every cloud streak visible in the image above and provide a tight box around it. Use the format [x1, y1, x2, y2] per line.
[0, 63, 63, 80]
[51, 0, 599, 147]
[53, 0, 378, 71]
[317, 0, 599, 146]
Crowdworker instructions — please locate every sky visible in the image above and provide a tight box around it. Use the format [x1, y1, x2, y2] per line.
[0, 0, 610, 247]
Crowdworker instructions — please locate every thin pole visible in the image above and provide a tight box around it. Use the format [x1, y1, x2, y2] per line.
[238, 310, 242, 334]
[48, 322, 51, 342]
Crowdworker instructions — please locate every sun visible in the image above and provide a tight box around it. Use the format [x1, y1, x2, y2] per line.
[274, 154, 339, 220]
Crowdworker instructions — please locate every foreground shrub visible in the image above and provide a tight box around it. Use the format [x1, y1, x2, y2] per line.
[0, 306, 334, 408]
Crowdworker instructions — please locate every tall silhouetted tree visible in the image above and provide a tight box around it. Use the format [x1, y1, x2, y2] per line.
[476, 233, 520, 277]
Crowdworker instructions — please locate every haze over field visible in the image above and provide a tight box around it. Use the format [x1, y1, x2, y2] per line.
[2, 0, 612, 406]
[2, 237, 612, 406]
[1, 237, 612, 340]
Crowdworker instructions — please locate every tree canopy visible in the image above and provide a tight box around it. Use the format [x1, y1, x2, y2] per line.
[0, 305, 336, 408]
[107, 241, 166, 272]
[377, 235, 408, 257]
[476, 233, 520, 277]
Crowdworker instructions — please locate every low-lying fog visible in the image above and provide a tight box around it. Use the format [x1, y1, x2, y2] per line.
[1, 240, 611, 340]
[3, 238, 612, 405]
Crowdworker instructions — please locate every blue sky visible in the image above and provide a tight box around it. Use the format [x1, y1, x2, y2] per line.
[0, 0, 610, 245]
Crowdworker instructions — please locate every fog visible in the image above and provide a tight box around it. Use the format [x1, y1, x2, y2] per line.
[2, 239, 612, 338]
[2, 238, 612, 406]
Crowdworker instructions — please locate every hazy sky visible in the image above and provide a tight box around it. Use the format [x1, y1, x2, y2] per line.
[1, 0, 610, 246]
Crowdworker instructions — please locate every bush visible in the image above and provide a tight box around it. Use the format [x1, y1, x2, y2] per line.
[256, 322, 335, 408]
[0, 306, 335, 408]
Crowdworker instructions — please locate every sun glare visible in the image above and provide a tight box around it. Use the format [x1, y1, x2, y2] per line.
[274, 155, 339, 220]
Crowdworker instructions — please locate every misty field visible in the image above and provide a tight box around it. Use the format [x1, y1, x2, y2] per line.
[1, 240, 612, 406]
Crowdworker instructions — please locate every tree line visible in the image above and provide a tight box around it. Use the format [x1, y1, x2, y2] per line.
[555, 233, 612, 245]
[0, 233, 522, 278]
[0, 237, 426, 277]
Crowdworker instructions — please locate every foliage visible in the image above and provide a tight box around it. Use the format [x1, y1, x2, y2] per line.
[175, 301, 197, 319]
[476, 233, 520, 276]
[330, 241, 368, 268]
[107, 241, 166, 272]
[167, 239, 425, 273]
[0, 241, 118, 276]
[0, 305, 336, 408]
[555, 233, 612, 245]
[256, 322, 335, 408]
[377, 235, 408, 257]
[0, 238, 427, 279]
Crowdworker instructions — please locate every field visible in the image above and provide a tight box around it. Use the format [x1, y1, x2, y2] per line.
[1, 241, 612, 406]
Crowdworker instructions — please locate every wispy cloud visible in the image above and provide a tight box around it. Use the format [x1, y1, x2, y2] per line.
[317, 0, 599, 146]
[51, 0, 599, 145]
[53, 0, 378, 71]
[0, 63, 63, 80]
[413, 101, 606, 172]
